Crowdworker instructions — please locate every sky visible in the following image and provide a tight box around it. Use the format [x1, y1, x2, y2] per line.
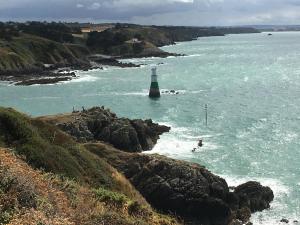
[1, 0, 300, 26]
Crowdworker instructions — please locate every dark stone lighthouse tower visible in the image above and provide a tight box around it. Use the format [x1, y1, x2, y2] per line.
[149, 67, 160, 98]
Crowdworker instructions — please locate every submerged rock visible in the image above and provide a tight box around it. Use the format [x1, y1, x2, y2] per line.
[281, 218, 289, 223]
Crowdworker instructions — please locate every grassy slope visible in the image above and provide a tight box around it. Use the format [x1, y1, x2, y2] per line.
[0, 34, 90, 72]
[0, 148, 179, 225]
[0, 107, 180, 224]
[0, 107, 132, 194]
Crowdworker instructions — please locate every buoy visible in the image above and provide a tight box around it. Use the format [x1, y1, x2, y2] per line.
[198, 139, 203, 147]
[149, 67, 160, 98]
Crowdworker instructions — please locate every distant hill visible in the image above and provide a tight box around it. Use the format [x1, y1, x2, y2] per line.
[0, 22, 260, 78]
[245, 25, 300, 32]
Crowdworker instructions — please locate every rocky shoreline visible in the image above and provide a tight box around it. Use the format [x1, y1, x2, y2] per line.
[39, 106, 275, 225]
[88, 144, 273, 225]
[0, 50, 180, 86]
[0, 56, 143, 86]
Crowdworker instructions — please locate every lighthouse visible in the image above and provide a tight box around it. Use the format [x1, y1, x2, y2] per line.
[149, 67, 160, 98]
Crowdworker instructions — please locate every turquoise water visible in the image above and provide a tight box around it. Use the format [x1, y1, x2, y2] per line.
[1, 32, 300, 224]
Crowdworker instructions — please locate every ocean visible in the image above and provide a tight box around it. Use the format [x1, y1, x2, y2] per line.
[1, 32, 300, 224]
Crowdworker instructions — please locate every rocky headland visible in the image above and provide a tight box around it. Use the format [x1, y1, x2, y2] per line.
[41, 107, 170, 152]
[39, 106, 274, 225]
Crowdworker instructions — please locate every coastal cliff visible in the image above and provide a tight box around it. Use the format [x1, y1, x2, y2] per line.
[37, 106, 273, 225]
[0, 106, 274, 224]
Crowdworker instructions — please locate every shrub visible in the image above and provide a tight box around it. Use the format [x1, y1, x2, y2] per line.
[94, 187, 129, 207]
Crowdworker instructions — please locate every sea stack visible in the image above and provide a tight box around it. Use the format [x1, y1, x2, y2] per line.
[149, 67, 160, 98]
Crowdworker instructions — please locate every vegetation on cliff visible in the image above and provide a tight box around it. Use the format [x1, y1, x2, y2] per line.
[0, 107, 273, 225]
[0, 148, 178, 225]
[0, 107, 179, 225]
[0, 33, 89, 74]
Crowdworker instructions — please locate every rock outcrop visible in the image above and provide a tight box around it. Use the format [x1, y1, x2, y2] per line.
[56, 107, 170, 152]
[233, 181, 274, 212]
[86, 143, 274, 225]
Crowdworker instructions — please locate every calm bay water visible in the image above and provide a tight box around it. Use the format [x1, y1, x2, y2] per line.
[1, 32, 300, 224]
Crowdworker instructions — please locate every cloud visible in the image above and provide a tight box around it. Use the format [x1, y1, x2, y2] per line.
[87, 2, 101, 10]
[0, 0, 300, 25]
[76, 3, 84, 8]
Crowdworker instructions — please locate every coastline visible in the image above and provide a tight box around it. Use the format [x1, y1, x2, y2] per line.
[0, 24, 260, 86]
[0, 50, 181, 86]
[0, 25, 299, 225]
[37, 106, 274, 225]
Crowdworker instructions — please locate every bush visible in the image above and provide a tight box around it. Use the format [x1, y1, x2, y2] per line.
[94, 187, 129, 207]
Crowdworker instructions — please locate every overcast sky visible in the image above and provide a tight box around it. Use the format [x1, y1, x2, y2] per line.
[1, 0, 300, 26]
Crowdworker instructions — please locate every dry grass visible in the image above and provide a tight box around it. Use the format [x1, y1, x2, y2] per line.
[0, 107, 181, 224]
[0, 148, 180, 225]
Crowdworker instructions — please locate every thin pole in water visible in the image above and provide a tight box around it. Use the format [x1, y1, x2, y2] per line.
[205, 104, 208, 127]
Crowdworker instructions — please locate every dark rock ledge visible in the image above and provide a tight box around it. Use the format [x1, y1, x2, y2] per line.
[55, 107, 170, 152]
[86, 143, 274, 225]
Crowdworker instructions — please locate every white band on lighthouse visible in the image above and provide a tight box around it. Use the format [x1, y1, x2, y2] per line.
[151, 67, 158, 83]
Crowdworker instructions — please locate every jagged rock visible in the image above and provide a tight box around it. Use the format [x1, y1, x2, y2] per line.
[112, 154, 231, 225]
[89, 147, 274, 225]
[234, 181, 274, 212]
[56, 107, 170, 152]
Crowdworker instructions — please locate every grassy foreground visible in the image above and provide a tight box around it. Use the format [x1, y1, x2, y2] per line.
[0, 107, 179, 225]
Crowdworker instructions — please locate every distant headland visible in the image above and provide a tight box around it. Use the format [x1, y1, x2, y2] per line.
[0, 22, 260, 85]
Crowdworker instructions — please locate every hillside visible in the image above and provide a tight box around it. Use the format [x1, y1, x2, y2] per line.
[0, 148, 178, 225]
[86, 25, 260, 55]
[0, 106, 274, 225]
[0, 107, 179, 225]
[0, 34, 90, 74]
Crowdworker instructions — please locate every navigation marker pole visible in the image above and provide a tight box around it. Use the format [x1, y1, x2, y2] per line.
[205, 104, 208, 127]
